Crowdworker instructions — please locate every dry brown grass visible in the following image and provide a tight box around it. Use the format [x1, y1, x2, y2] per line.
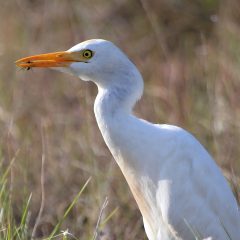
[0, 0, 240, 239]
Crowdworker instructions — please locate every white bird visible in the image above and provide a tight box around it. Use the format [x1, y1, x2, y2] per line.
[16, 39, 240, 240]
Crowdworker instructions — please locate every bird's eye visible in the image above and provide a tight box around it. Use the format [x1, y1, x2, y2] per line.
[82, 49, 93, 59]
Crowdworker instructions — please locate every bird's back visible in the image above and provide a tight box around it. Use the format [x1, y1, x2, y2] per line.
[145, 123, 240, 239]
[154, 125, 240, 239]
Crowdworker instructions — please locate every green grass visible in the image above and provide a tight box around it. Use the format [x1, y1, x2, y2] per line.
[0, 167, 119, 240]
[0, 154, 30, 240]
[0, 161, 91, 240]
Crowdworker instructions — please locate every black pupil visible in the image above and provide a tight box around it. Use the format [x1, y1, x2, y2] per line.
[85, 51, 90, 57]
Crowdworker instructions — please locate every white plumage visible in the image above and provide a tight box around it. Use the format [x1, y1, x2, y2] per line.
[16, 39, 240, 240]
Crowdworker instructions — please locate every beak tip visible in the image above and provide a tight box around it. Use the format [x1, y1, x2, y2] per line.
[15, 58, 24, 67]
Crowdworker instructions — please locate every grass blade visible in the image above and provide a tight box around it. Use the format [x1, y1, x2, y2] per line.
[48, 177, 91, 239]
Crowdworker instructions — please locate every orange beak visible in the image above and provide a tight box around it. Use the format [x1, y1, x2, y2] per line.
[15, 51, 84, 69]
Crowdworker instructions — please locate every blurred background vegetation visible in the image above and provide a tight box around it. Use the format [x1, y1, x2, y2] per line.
[0, 0, 240, 239]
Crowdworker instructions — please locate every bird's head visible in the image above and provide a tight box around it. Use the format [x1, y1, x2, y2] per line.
[16, 39, 142, 90]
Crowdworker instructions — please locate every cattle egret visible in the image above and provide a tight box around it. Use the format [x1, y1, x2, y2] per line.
[16, 39, 240, 240]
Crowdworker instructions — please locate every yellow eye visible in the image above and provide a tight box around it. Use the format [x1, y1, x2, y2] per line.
[82, 49, 93, 59]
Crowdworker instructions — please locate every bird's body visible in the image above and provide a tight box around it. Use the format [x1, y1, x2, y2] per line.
[16, 39, 240, 240]
[94, 77, 240, 240]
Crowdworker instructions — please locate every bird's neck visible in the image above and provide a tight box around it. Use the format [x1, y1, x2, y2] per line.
[93, 66, 144, 173]
[95, 85, 132, 117]
[94, 78, 142, 164]
[94, 81, 162, 238]
[94, 84, 162, 238]
[94, 70, 143, 121]
[94, 63, 143, 116]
